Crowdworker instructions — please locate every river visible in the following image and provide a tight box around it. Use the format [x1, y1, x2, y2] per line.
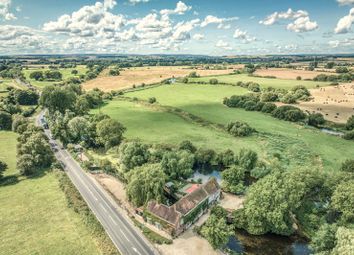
[227, 229, 311, 255]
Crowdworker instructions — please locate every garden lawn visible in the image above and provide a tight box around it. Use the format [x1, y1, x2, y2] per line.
[0, 131, 101, 255]
[22, 65, 87, 89]
[125, 83, 354, 170]
[188, 73, 332, 90]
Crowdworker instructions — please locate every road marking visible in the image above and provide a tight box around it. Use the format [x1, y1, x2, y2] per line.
[100, 203, 108, 213]
[120, 229, 130, 242]
[109, 215, 118, 226]
[132, 247, 141, 255]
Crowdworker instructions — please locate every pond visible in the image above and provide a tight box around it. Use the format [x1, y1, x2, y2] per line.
[188, 169, 222, 184]
[227, 229, 311, 255]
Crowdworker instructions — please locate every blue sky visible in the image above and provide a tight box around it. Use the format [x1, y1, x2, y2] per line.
[0, 0, 353, 55]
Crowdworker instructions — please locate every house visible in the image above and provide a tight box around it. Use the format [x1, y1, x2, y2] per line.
[144, 178, 221, 236]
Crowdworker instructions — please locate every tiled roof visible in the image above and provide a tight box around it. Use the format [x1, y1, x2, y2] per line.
[146, 201, 181, 226]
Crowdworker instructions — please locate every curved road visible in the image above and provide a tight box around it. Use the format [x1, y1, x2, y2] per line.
[37, 112, 157, 255]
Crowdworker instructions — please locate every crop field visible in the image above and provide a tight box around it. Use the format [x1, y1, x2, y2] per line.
[254, 68, 337, 80]
[107, 83, 354, 171]
[83, 66, 236, 91]
[22, 65, 87, 88]
[297, 84, 354, 123]
[189, 73, 332, 90]
[0, 132, 100, 255]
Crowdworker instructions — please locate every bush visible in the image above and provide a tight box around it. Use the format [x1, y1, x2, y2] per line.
[0, 111, 12, 130]
[261, 102, 277, 113]
[182, 77, 188, 83]
[308, 113, 325, 127]
[243, 101, 258, 111]
[281, 93, 297, 104]
[226, 121, 255, 137]
[209, 78, 218, 85]
[343, 130, 354, 140]
[109, 69, 120, 76]
[272, 105, 306, 122]
[346, 115, 354, 130]
[148, 97, 157, 104]
[296, 76, 302, 80]
[340, 159, 354, 173]
[261, 92, 278, 102]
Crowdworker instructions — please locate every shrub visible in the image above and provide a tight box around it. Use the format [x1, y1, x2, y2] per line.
[261, 92, 278, 102]
[226, 121, 255, 137]
[209, 78, 218, 85]
[308, 113, 325, 127]
[243, 101, 258, 111]
[148, 97, 157, 104]
[343, 130, 354, 140]
[272, 105, 306, 122]
[182, 77, 188, 83]
[281, 93, 297, 104]
[296, 76, 302, 80]
[261, 102, 277, 113]
[247, 82, 260, 92]
[346, 115, 354, 130]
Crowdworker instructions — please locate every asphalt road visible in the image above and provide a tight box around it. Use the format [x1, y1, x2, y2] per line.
[37, 112, 157, 255]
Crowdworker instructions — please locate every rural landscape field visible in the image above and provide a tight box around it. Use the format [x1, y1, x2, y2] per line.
[0, 0, 354, 255]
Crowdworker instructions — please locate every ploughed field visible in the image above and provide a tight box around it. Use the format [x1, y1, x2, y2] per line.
[188, 73, 332, 90]
[83, 66, 237, 91]
[96, 83, 354, 171]
[0, 132, 101, 255]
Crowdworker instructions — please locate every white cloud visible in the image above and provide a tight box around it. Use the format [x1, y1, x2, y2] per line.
[128, 0, 149, 5]
[193, 33, 204, 40]
[200, 15, 238, 28]
[287, 16, 318, 32]
[43, 0, 125, 38]
[260, 8, 318, 32]
[233, 28, 256, 42]
[334, 8, 354, 34]
[328, 38, 354, 48]
[337, 0, 354, 5]
[0, 0, 16, 20]
[160, 1, 191, 17]
[215, 39, 232, 50]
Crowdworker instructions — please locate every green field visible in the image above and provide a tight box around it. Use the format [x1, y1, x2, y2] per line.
[22, 65, 87, 89]
[98, 83, 354, 171]
[189, 73, 332, 90]
[0, 131, 100, 255]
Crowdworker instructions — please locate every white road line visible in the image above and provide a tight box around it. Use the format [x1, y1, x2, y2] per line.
[132, 247, 141, 255]
[100, 203, 108, 213]
[109, 215, 118, 226]
[120, 229, 130, 242]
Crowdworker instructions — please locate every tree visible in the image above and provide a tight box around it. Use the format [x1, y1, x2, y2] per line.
[160, 150, 194, 180]
[308, 113, 325, 127]
[346, 115, 354, 130]
[200, 215, 233, 249]
[148, 97, 156, 104]
[17, 154, 36, 176]
[310, 224, 337, 254]
[332, 227, 354, 255]
[11, 114, 29, 133]
[194, 148, 216, 170]
[15, 90, 39, 105]
[44, 70, 62, 80]
[68, 116, 90, 143]
[71, 69, 78, 75]
[75, 95, 90, 115]
[109, 69, 120, 76]
[325, 62, 335, 69]
[331, 180, 354, 223]
[29, 71, 43, 81]
[0, 160, 8, 179]
[96, 118, 125, 150]
[222, 165, 246, 194]
[40, 85, 77, 113]
[0, 111, 12, 130]
[218, 149, 235, 168]
[209, 78, 218, 85]
[236, 149, 258, 171]
[234, 168, 325, 236]
[126, 163, 166, 207]
[118, 141, 149, 172]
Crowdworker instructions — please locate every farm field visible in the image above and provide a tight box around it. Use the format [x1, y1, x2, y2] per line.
[0, 132, 100, 255]
[189, 73, 332, 90]
[254, 68, 336, 80]
[298, 84, 354, 123]
[121, 83, 354, 170]
[92, 99, 262, 154]
[22, 65, 87, 89]
[83, 66, 236, 91]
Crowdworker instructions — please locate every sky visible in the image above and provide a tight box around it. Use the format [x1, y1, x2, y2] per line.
[0, 0, 354, 55]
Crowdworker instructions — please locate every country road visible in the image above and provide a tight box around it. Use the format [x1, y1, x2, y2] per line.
[36, 111, 157, 255]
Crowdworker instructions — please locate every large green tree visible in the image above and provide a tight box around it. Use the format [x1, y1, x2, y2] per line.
[331, 180, 354, 223]
[96, 118, 125, 150]
[0, 160, 8, 179]
[126, 164, 166, 207]
[200, 215, 233, 249]
[222, 165, 246, 194]
[0, 111, 12, 130]
[40, 85, 77, 113]
[160, 150, 194, 180]
[68, 116, 90, 143]
[118, 141, 150, 172]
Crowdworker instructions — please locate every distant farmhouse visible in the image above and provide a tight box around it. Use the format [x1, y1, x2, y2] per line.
[142, 178, 220, 236]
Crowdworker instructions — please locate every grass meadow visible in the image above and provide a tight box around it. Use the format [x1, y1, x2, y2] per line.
[0, 131, 100, 255]
[188, 73, 332, 90]
[22, 65, 87, 89]
[97, 83, 354, 171]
